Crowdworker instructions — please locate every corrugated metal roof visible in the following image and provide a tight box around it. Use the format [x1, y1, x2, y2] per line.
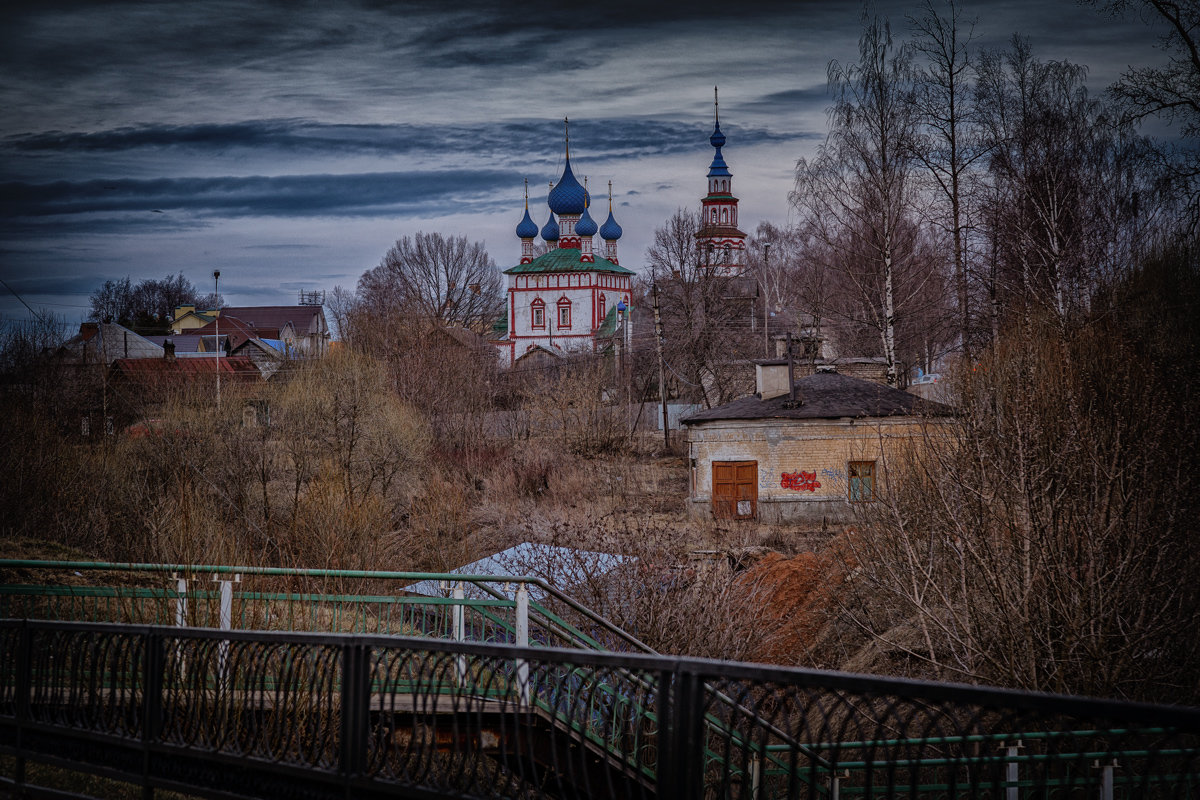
[112, 355, 261, 380]
[221, 305, 324, 333]
[57, 323, 163, 365]
[402, 543, 627, 600]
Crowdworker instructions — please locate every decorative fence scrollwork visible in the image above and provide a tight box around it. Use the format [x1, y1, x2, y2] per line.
[2, 619, 1198, 799]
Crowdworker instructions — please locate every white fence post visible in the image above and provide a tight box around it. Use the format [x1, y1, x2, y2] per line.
[173, 573, 188, 628]
[1003, 740, 1023, 800]
[213, 574, 240, 684]
[515, 582, 530, 705]
[452, 581, 467, 686]
[1096, 759, 1116, 800]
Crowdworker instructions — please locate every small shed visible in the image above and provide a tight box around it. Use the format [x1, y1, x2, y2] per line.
[681, 365, 955, 523]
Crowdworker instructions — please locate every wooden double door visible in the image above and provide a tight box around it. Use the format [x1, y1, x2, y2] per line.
[712, 461, 757, 520]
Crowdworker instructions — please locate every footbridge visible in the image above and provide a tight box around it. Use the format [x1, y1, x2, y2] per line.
[1, 560, 1198, 799]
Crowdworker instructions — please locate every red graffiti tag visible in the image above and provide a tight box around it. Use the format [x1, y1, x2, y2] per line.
[780, 471, 821, 492]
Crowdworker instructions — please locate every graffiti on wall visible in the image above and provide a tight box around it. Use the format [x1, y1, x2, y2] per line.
[780, 471, 821, 492]
[821, 468, 846, 481]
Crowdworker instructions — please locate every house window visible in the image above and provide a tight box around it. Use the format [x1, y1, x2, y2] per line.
[849, 461, 875, 502]
[531, 298, 545, 329]
[557, 297, 571, 328]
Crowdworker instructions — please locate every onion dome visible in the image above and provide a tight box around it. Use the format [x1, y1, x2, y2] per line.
[600, 182, 623, 240]
[710, 120, 727, 149]
[541, 211, 560, 242]
[548, 158, 588, 215]
[575, 204, 598, 237]
[707, 122, 731, 178]
[600, 207, 622, 241]
[515, 207, 538, 239]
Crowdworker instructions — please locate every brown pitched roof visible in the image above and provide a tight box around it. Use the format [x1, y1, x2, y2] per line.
[112, 355, 261, 381]
[682, 372, 955, 424]
[177, 316, 275, 350]
[221, 305, 322, 333]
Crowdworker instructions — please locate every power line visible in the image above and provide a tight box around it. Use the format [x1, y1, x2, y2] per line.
[0, 277, 44, 318]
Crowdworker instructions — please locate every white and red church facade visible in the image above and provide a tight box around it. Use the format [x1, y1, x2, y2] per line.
[491, 100, 746, 367]
[493, 125, 634, 368]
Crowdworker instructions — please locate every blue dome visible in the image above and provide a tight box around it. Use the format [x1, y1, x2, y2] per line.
[707, 119, 731, 177]
[541, 212, 560, 241]
[575, 205, 598, 237]
[710, 120, 727, 149]
[547, 158, 588, 215]
[600, 208, 622, 241]
[515, 207, 538, 239]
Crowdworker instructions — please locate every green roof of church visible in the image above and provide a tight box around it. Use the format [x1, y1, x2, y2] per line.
[503, 248, 635, 276]
[595, 305, 620, 338]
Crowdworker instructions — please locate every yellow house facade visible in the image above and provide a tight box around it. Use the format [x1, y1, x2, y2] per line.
[169, 305, 218, 334]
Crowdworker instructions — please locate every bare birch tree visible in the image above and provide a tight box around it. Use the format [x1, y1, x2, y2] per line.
[975, 38, 1117, 324]
[792, 15, 942, 386]
[909, 0, 985, 358]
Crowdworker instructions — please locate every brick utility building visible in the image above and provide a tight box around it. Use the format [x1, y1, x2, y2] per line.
[681, 363, 955, 523]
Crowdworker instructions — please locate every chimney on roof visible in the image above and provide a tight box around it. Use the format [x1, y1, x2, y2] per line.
[163, 338, 175, 362]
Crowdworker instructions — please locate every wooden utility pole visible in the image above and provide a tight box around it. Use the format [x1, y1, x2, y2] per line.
[652, 283, 669, 449]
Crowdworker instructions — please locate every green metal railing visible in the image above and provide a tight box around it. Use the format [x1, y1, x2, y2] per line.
[0, 559, 654, 654]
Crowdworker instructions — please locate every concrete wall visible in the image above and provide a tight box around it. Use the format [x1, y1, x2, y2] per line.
[685, 416, 948, 523]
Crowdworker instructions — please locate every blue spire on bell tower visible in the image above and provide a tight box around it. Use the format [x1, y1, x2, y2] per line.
[708, 86, 731, 180]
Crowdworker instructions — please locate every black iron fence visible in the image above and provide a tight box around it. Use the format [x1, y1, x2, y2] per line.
[1, 619, 1198, 799]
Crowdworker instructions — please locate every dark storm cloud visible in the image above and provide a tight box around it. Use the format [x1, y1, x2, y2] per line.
[0, 269, 105, 298]
[1, 215, 212, 237]
[5, 118, 795, 160]
[744, 87, 832, 112]
[1, 170, 522, 220]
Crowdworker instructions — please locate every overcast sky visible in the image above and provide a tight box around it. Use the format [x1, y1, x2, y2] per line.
[0, 0, 1167, 326]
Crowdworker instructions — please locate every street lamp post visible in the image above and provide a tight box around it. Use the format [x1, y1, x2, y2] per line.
[763, 243, 771, 358]
[213, 270, 221, 409]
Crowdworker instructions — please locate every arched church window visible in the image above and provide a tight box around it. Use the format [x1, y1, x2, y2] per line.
[711, 209, 718, 223]
[599, 293, 607, 318]
[557, 296, 572, 329]
[721, 208, 728, 223]
[724, 244, 732, 261]
[531, 298, 545, 329]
